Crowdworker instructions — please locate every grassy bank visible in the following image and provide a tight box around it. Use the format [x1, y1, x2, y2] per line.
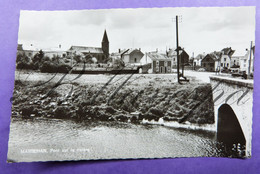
[11, 71, 214, 124]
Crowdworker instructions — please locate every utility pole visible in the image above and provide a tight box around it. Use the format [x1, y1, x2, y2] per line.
[248, 41, 253, 78]
[176, 15, 180, 83]
[174, 15, 189, 84]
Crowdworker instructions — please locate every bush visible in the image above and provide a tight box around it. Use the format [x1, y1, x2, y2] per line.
[39, 61, 72, 73]
[54, 106, 71, 119]
[16, 54, 34, 70]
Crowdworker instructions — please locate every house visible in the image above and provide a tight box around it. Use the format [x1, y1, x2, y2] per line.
[167, 48, 189, 67]
[201, 53, 220, 72]
[42, 45, 67, 58]
[219, 47, 235, 70]
[193, 53, 206, 67]
[17, 44, 40, 58]
[140, 52, 172, 73]
[239, 45, 255, 74]
[67, 30, 109, 63]
[119, 48, 144, 65]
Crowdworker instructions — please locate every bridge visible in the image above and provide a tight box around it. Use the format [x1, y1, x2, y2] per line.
[209, 76, 253, 157]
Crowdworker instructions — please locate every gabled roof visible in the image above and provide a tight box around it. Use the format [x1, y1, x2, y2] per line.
[167, 48, 184, 57]
[195, 53, 206, 60]
[68, 46, 103, 54]
[147, 52, 170, 61]
[119, 48, 143, 55]
[221, 47, 235, 57]
[202, 52, 220, 62]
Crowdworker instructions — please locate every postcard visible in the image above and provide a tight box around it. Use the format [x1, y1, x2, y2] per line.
[7, 7, 255, 162]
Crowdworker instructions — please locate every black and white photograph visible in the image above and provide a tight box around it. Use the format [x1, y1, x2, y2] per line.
[8, 7, 255, 162]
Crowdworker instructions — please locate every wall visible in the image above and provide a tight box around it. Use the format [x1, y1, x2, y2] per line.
[210, 76, 253, 157]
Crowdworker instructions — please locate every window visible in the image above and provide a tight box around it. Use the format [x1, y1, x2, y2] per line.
[203, 63, 206, 67]
[224, 58, 226, 61]
[134, 58, 137, 63]
[221, 63, 223, 67]
[234, 60, 236, 63]
[164, 61, 167, 67]
[244, 60, 246, 63]
[227, 63, 229, 67]
[173, 58, 175, 61]
[156, 61, 159, 65]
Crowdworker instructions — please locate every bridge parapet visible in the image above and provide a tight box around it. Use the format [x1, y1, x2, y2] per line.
[210, 76, 253, 157]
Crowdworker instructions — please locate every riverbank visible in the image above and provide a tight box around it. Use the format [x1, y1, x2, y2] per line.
[11, 71, 215, 125]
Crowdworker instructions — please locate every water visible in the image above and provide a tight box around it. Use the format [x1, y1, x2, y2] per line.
[7, 118, 241, 162]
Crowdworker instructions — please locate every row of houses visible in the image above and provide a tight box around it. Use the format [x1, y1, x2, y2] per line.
[192, 46, 255, 74]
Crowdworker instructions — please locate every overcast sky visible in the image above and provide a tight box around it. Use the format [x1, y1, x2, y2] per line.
[18, 7, 255, 56]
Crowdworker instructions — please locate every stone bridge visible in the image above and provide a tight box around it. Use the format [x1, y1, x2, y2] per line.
[210, 76, 254, 157]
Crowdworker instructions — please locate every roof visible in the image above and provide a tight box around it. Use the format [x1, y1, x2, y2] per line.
[69, 46, 103, 54]
[195, 53, 206, 60]
[202, 52, 220, 61]
[167, 48, 184, 57]
[221, 47, 235, 57]
[119, 48, 143, 56]
[147, 52, 170, 61]
[22, 44, 39, 51]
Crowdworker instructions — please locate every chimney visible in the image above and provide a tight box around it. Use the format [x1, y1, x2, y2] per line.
[119, 49, 121, 53]
[156, 48, 158, 53]
[139, 48, 141, 51]
[59, 44, 61, 48]
[31, 44, 33, 46]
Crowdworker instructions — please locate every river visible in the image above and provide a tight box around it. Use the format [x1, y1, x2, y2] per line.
[7, 118, 243, 162]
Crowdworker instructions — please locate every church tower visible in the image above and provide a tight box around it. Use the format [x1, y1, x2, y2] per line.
[101, 30, 109, 60]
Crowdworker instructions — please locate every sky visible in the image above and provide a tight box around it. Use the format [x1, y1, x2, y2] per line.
[18, 7, 256, 57]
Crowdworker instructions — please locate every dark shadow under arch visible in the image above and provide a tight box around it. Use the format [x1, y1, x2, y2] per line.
[217, 104, 246, 157]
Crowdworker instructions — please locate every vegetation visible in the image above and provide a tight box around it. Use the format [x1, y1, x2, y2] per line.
[16, 50, 72, 73]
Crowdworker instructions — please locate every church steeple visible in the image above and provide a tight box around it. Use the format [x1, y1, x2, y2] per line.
[101, 30, 109, 60]
[102, 30, 109, 43]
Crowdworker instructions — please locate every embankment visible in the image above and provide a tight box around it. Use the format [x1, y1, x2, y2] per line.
[11, 78, 214, 125]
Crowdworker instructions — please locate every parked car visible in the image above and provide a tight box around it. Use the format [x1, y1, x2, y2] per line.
[221, 67, 231, 73]
[198, 68, 206, 72]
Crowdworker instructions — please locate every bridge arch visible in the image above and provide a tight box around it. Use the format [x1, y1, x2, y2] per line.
[217, 104, 246, 156]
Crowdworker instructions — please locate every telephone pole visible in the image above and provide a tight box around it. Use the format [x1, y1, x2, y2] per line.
[248, 41, 253, 78]
[174, 15, 189, 84]
[176, 15, 180, 83]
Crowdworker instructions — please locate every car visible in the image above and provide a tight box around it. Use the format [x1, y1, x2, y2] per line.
[198, 68, 206, 72]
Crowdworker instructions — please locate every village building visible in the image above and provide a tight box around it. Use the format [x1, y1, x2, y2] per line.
[118, 48, 144, 65]
[219, 47, 235, 70]
[193, 53, 206, 67]
[167, 48, 189, 67]
[67, 30, 109, 63]
[17, 44, 67, 60]
[140, 52, 172, 74]
[201, 53, 220, 72]
[17, 44, 40, 58]
[238, 45, 255, 74]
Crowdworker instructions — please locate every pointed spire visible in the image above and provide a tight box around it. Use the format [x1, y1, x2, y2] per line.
[102, 30, 109, 43]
